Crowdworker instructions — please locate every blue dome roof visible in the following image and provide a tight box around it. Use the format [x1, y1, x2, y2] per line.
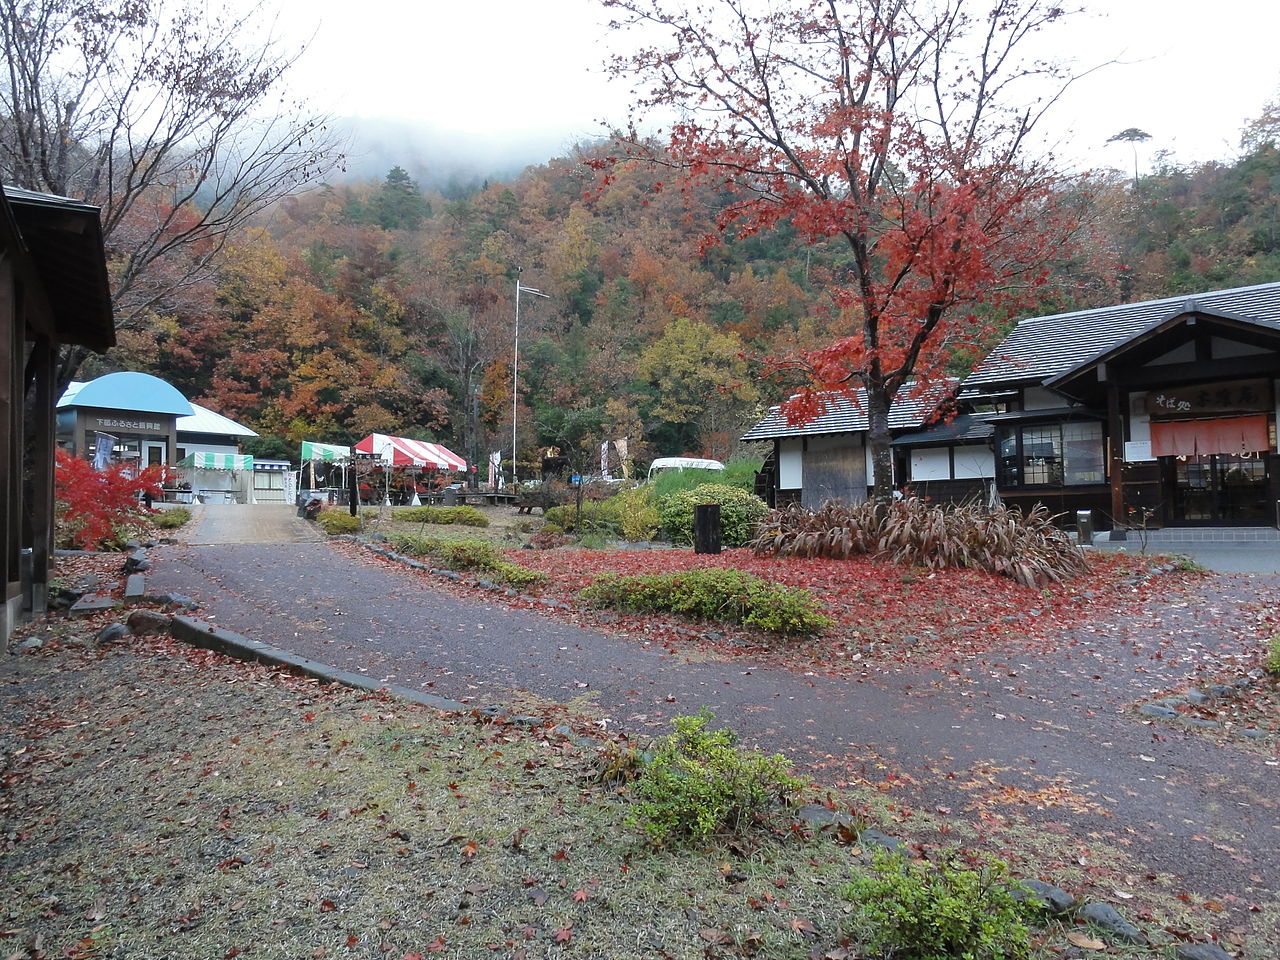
[61, 372, 193, 416]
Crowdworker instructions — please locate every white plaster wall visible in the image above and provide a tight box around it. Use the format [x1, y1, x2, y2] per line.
[1023, 387, 1064, 410]
[910, 447, 951, 481]
[778, 438, 804, 488]
[1128, 391, 1151, 443]
[953, 446, 995, 479]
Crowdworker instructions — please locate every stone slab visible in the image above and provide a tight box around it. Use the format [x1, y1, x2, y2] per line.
[124, 573, 147, 601]
[68, 593, 117, 618]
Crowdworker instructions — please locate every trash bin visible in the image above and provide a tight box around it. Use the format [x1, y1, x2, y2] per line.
[1076, 509, 1093, 545]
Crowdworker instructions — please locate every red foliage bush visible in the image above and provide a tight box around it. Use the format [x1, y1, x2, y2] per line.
[54, 449, 173, 549]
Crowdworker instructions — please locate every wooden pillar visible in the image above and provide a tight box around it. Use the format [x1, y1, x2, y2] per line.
[1, 255, 16, 641]
[1107, 379, 1126, 529]
[26, 337, 55, 616]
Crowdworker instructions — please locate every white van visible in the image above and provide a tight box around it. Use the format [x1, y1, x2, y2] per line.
[645, 456, 726, 481]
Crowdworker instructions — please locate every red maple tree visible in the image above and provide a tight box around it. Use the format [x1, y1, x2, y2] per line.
[599, 0, 1092, 499]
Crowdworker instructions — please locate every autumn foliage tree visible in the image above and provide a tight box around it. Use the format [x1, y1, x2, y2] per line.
[0, 0, 339, 389]
[600, 0, 1090, 500]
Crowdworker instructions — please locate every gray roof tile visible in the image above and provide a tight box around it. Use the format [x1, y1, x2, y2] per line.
[965, 282, 1280, 388]
[741, 381, 954, 441]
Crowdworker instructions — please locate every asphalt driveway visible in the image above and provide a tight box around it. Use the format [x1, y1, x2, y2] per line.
[145, 532, 1280, 940]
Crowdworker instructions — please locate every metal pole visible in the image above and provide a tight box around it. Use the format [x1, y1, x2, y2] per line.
[512, 268, 521, 486]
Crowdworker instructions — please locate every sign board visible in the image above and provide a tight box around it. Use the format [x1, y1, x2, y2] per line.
[1145, 378, 1272, 420]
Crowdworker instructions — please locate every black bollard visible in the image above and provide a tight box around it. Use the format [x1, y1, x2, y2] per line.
[694, 503, 722, 555]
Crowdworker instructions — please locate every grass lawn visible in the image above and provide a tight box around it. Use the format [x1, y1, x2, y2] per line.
[2, 625, 1215, 960]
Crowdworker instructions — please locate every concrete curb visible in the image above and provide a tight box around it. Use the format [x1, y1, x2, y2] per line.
[168, 615, 469, 714]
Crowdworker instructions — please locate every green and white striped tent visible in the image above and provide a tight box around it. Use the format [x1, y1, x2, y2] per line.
[301, 441, 350, 461]
[176, 452, 253, 470]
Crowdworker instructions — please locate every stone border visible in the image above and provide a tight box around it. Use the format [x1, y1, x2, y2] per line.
[167, 615, 469, 714]
[1137, 671, 1272, 741]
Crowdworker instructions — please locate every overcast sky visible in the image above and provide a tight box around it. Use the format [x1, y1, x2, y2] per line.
[268, 0, 1278, 175]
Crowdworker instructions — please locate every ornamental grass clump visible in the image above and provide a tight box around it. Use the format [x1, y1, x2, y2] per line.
[580, 567, 831, 635]
[751, 498, 1087, 587]
[658, 483, 769, 547]
[841, 849, 1034, 960]
[631, 709, 804, 846]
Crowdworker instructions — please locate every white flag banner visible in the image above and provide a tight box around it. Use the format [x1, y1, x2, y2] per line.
[489, 450, 502, 488]
[614, 437, 629, 478]
[600, 441, 610, 478]
[93, 432, 116, 470]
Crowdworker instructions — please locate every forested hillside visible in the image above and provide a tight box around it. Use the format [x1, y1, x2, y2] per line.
[89, 129, 1280, 471]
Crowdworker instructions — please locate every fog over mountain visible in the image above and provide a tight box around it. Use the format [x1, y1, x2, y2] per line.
[329, 116, 603, 194]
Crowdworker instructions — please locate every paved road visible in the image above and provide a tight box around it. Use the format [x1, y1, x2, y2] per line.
[181, 502, 325, 545]
[1095, 539, 1280, 574]
[147, 532, 1280, 936]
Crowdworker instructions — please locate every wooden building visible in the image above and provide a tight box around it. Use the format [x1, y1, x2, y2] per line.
[2, 186, 114, 643]
[965, 282, 1280, 530]
[743, 282, 1280, 531]
[741, 382, 995, 508]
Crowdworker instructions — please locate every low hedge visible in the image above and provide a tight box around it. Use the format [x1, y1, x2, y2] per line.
[152, 508, 191, 530]
[579, 567, 831, 636]
[315, 510, 364, 535]
[385, 533, 547, 588]
[393, 505, 489, 527]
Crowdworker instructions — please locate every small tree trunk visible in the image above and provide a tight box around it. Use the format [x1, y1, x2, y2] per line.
[865, 385, 895, 504]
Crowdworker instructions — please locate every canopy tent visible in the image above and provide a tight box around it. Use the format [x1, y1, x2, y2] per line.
[301, 441, 350, 461]
[177, 452, 252, 470]
[354, 433, 466, 470]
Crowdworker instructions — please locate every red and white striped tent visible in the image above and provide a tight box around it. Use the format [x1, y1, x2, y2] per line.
[354, 433, 467, 471]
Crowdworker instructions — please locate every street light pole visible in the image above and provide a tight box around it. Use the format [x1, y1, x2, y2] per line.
[512, 268, 549, 485]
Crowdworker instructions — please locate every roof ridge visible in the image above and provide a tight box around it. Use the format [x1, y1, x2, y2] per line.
[1015, 281, 1280, 327]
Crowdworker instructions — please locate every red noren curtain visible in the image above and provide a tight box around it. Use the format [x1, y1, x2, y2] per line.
[1149, 415, 1270, 457]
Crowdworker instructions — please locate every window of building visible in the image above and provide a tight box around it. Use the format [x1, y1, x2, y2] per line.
[997, 421, 1104, 488]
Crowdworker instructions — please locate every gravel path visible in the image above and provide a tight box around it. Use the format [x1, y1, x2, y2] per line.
[146, 537, 1280, 939]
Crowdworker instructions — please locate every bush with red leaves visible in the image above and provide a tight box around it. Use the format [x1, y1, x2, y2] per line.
[54, 449, 173, 550]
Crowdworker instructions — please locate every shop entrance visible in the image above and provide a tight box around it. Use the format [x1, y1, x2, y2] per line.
[1169, 453, 1269, 523]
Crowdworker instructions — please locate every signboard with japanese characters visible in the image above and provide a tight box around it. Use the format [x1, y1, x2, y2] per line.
[1144, 379, 1273, 420]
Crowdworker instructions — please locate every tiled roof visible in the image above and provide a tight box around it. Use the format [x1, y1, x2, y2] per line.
[890, 414, 994, 447]
[741, 382, 954, 441]
[965, 282, 1280, 388]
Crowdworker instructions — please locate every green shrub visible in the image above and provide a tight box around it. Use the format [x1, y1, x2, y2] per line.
[394, 505, 489, 527]
[614, 486, 660, 542]
[752, 498, 1088, 588]
[631, 709, 803, 846]
[152, 508, 191, 530]
[658, 484, 769, 547]
[842, 849, 1034, 960]
[580, 567, 831, 635]
[488, 562, 549, 588]
[437, 539, 501, 570]
[384, 533, 546, 588]
[315, 510, 364, 535]
[544, 498, 624, 536]
[1266, 634, 1280, 676]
